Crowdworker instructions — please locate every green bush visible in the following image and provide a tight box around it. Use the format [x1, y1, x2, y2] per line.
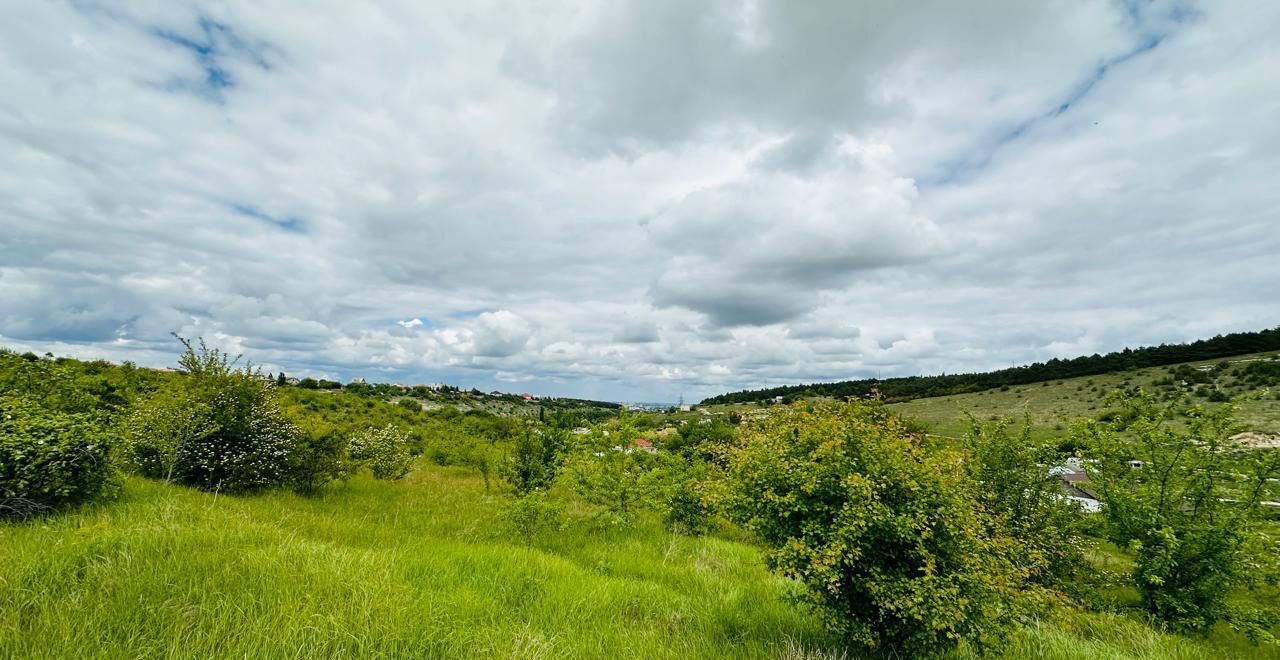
[1075, 393, 1280, 637]
[123, 337, 310, 494]
[349, 425, 414, 480]
[665, 479, 713, 536]
[287, 424, 353, 495]
[1, 394, 116, 518]
[723, 402, 1034, 655]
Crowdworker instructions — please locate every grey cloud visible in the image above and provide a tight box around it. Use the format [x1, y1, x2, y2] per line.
[1, 0, 1276, 402]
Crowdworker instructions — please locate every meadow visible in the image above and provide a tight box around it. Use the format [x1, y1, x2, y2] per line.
[3, 344, 1279, 658]
[4, 467, 1272, 660]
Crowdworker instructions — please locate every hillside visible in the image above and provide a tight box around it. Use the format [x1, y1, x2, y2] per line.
[702, 327, 1280, 405]
[889, 351, 1280, 443]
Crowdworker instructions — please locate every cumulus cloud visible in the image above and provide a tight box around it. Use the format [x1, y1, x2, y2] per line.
[1, 0, 1277, 401]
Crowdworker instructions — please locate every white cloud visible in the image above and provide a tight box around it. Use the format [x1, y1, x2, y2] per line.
[1, 0, 1277, 401]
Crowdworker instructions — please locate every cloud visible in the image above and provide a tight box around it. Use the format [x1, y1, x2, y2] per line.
[1, 0, 1277, 401]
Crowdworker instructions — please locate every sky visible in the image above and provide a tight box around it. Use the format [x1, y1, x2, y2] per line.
[2, 0, 1278, 402]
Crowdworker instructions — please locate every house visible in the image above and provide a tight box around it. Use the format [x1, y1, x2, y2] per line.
[633, 438, 657, 454]
[772, 396, 784, 404]
[520, 393, 535, 401]
[571, 427, 591, 435]
[679, 404, 692, 412]
[1125, 460, 1145, 470]
[1051, 464, 1101, 513]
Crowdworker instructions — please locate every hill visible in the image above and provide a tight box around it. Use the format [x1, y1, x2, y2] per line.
[702, 327, 1280, 405]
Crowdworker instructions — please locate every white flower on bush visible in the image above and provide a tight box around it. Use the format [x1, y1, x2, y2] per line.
[349, 425, 414, 481]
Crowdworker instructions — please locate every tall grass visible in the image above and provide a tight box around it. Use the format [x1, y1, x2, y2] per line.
[1, 465, 1273, 659]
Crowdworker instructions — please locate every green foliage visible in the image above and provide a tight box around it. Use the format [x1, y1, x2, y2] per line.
[286, 423, 354, 495]
[964, 418, 1087, 590]
[566, 426, 674, 525]
[122, 337, 310, 494]
[500, 489, 564, 546]
[665, 477, 713, 536]
[503, 426, 567, 495]
[1074, 392, 1280, 637]
[667, 418, 736, 460]
[723, 401, 1034, 655]
[0, 394, 117, 518]
[349, 425, 414, 480]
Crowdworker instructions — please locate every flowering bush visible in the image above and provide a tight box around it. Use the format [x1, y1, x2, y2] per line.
[349, 425, 414, 480]
[1, 394, 117, 518]
[123, 337, 319, 494]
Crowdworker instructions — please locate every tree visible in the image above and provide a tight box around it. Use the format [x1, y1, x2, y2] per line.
[723, 402, 1033, 655]
[964, 417, 1087, 590]
[504, 426, 567, 496]
[276, 372, 287, 387]
[1074, 392, 1280, 638]
[124, 336, 306, 494]
[349, 425, 414, 480]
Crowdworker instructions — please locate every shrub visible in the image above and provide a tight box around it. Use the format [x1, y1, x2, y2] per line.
[503, 426, 566, 495]
[349, 425, 414, 480]
[286, 425, 353, 495]
[123, 337, 310, 494]
[1, 394, 116, 518]
[501, 489, 564, 546]
[723, 402, 1032, 655]
[964, 418, 1086, 590]
[1074, 393, 1280, 637]
[665, 478, 713, 536]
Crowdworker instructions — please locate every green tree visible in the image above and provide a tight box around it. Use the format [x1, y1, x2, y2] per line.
[1074, 392, 1280, 638]
[503, 426, 567, 496]
[349, 425, 414, 480]
[723, 402, 1032, 655]
[964, 417, 1087, 590]
[124, 336, 306, 494]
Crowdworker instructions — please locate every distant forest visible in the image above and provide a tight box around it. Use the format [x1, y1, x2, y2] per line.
[702, 326, 1280, 405]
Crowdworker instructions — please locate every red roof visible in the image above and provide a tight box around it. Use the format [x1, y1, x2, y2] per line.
[634, 438, 653, 448]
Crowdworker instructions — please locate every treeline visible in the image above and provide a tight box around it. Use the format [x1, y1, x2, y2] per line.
[703, 326, 1280, 405]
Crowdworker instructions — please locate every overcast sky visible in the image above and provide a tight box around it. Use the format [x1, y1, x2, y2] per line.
[2, 1, 1277, 402]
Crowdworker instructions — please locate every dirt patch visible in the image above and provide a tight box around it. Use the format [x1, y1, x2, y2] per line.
[1230, 431, 1280, 449]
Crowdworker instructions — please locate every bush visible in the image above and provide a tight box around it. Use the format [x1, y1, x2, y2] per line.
[349, 425, 414, 480]
[964, 418, 1086, 590]
[123, 337, 310, 494]
[665, 479, 713, 536]
[500, 489, 564, 546]
[723, 402, 1033, 655]
[287, 425, 353, 495]
[1, 394, 116, 518]
[1075, 393, 1280, 637]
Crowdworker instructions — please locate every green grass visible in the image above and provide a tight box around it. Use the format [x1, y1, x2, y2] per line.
[5, 467, 1276, 659]
[1, 470, 837, 659]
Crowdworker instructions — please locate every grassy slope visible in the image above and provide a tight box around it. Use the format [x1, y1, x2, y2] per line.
[888, 351, 1280, 443]
[2, 467, 1268, 659]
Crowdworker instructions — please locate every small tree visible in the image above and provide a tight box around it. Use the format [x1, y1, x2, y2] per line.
[503, 426, 567, 496]
[723, 402, 1032, 655]
[566, 424, 672, 525]
[1075, 392, 1280, 638]
[124, 336, 306, 494]
[964, 417, 1087, 590]
[349, 425, 414, 480]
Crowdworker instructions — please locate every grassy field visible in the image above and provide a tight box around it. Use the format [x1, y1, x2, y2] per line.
[3, 466, 1275, 659]
[888, 351, 1280, 443]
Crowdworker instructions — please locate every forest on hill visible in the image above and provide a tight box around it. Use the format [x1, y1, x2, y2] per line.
[703, 326, 1280, 405]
